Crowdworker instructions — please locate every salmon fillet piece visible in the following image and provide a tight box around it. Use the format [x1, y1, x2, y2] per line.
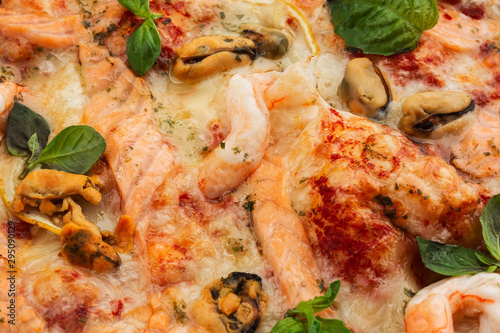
[250, 158, 323, 308]
[80, 44, 175, 253]
[0, 8, 86, 49]
[1, 0, 80, 16]
[450, 109, 500, 195]
[423, 4, 500, 52]
[0, 81, 18, 142]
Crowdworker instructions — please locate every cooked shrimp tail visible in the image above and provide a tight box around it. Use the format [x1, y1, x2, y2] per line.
[199, 74, 270, 199]
[405, 273, 500, 333]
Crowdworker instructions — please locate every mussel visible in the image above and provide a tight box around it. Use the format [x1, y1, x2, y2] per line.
[193, 272, 268, 333]
[59, 198, 121, 272]
[173, 25, 290, 82]
[338, 57, 392, 119]
[240, 24, 289, 59]
[173, 36, 256, 82]
[9, 169, 121, 272]
[60, 223, 121, 272]
[10, 169, 103, 214]
[400, 91, 475, 138]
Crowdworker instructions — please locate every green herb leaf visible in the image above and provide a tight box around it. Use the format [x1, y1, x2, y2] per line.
[328, 0, 439, 55]
[6, 102, 50, 157]
[27, 133, 41, 163]
[243, 200, 255, 212]
[272, 281, 352, 333]
[150, 13, 163, 20]
[270, 317, 306, 333]
[126, 18, 161, 76]
[316, 317, 352, 333]
[475, 251, 500, 268]
[28, 125, 106, 174]
[480, 194, 500, 260]
[473, 252, 498, 273]
[118, 0, 162, 75]
[118, 0, 152, 19]
[292, 302, 322, 332]
[308, 280, 341, 313]
[417, 237, 496, 276]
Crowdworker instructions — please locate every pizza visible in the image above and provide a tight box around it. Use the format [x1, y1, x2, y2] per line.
[0, 0, 499, 332]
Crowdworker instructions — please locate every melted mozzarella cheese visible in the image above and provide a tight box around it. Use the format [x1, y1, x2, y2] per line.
[1, 1, 499, 332]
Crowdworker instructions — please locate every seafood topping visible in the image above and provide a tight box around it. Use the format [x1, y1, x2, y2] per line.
[193, 272, 268, 333]
[173, 36, 256, 82]
[10, 169, 103, 214]
[102, 215, 135, 254]
[198, 74, 270, 199]
[338, 57, 391, 119]
[400, 91, 475, 138]
[240, 24, 289, 59]
[60, 199, 121, 272]
[405, 273, 500, 332]
[9, 169, 121, 272]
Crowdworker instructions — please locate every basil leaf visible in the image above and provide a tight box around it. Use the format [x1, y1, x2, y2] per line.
[480, 194, 500, 260]
[150, 13, 162, 20]
[328, 0, 439, 55]
[475, 251, 500, 269]
[294, 302, 322, 333]
[273, 281, 351, 333]
[126, 18, 161, 76]
[270, 317, 306, 333]
[316, 317, 352, 333]
[6, 102, 50, 157]
[27, 133, 41, 163]
[417, 237, 494, 276]
[118, 0, 151, 19]
[28, 125, 106, 174]
[309, 281, 341, 313]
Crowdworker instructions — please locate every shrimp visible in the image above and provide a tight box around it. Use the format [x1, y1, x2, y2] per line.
[198, 74, 270, 199]
[249, 158, 323, 307]
[405, 273, 500, 333]
[198, 59, 321, 200]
